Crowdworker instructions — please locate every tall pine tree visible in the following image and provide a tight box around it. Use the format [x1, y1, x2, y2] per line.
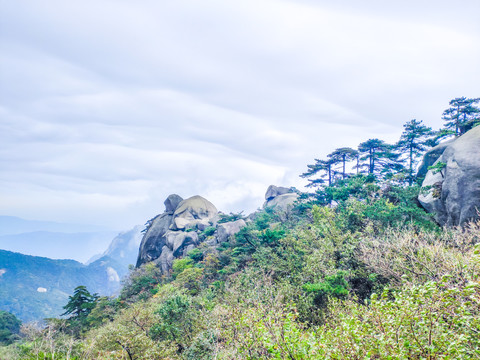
[300, 158, 336, 187]
[396, 119, 433, 185]
[358, 139, 401, 178]
[328, 147, 358, 180]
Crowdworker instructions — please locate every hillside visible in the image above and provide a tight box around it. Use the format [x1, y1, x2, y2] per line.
[0, 250, 127, 322]
[1, 122, 479, 359]
[0, 224, 142, 322]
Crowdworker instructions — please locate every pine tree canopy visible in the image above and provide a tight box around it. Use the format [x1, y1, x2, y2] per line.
[358, 138, 401, 177]
[441, 97, 480, 136]
[395, 119, 433, 185]
[62, 285, 98, 319]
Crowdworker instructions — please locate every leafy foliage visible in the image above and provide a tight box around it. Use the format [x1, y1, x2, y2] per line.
[0, 311, 21, 345]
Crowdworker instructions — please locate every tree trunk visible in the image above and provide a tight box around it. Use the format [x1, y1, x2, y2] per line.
[409, 145, 413, 186]
[328, 164, 331, 186]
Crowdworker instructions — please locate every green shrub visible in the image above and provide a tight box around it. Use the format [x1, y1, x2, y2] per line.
[187, 248, 204, 262]
[303, 271, 349, 308]
[172, 258, 194, 278]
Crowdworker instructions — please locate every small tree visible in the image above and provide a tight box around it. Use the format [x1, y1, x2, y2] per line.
[62, 285, 98, 319]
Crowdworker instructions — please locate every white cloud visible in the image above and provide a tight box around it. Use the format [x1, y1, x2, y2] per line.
[0, 0, 479, 229]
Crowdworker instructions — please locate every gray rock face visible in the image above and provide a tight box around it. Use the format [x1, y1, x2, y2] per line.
[165, 230, 199, 257]
[419, 127, 480, 227]
[265, 185, 292, 201]
[263, 185, 299, 211]
[135, 213, 173, 267]
[164, 194, 183, 214]
[265, 193, 299, 210]
[417, 140, 454, 179]
[155, 245, 174, 273]
[171, 195, 218, 230]
[135, 194, 184, 267]
[216, 219, 247, 243]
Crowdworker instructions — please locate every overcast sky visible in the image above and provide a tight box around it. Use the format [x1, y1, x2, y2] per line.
[1, 0, 479, 230]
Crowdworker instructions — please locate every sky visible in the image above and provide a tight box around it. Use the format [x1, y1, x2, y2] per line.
[1, 0, 479, 230]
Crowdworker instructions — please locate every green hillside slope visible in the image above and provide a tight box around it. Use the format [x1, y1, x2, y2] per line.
[0, 250, 126, 322]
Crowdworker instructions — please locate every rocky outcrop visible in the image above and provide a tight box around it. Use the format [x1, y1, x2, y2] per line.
[171, 195, 218, 231]
[136, 185, 301, 272]
[166, 230, 199, 257]
[417, 139, 454, 179]
[136, 195, 183, 267]
[135, 213, 174, 267]
[265, 185, 292, 201]
[216, 220, 247, 243]
[419, 127, 480, 227]
[136, 194, 245, 272]
[264, 185, 299, 211]
[153, 231, 200, 273]
[164, 194, 183, 214]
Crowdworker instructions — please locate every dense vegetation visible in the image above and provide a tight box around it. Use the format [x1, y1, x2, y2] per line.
[1, 98, 479, 359]
[0, 250, 127, 322]
[0, 311, 21, 345]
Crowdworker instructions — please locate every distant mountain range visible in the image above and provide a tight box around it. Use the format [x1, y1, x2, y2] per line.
[0, 216, 118, 263]
[0, 216, 143, 322]
[0, 215, 108, 235]
[0, 250, 125, 322]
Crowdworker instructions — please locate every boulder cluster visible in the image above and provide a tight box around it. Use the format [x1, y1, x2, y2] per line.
[264, 185, 299, 210]
[419, 126, 480, 227]
[136, 185, 299, 271]
[136, 194, 220, 272]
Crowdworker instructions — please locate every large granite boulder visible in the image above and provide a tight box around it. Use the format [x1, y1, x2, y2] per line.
[152, 231, 199, 272]
[135, 213, 173, 267]
[165, 230, 199, 257]
[419, 127, 480, 227]
[216, 219, 247, 243]
[136, 194, 220, 272]
[171, 195, 218, 230]
[164, 194, 183, 214]
[155, 245, 174, 273]
[417, 139, 454, 179]
[136, 194, 183, 267]
[265, 185, 292, 201]
[264, 185, 299, 211]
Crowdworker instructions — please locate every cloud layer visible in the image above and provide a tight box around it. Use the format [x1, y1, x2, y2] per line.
[1, 0, 479, 228]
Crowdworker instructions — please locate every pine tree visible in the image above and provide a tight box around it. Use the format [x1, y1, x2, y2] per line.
[300, 158, 335, 187]
[328, 147, 358, 180]
[396, 119, 433, 185]
[62, 285, 98, 319]
[358, 139, 400, 178]
[442, 97, 480, 136]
